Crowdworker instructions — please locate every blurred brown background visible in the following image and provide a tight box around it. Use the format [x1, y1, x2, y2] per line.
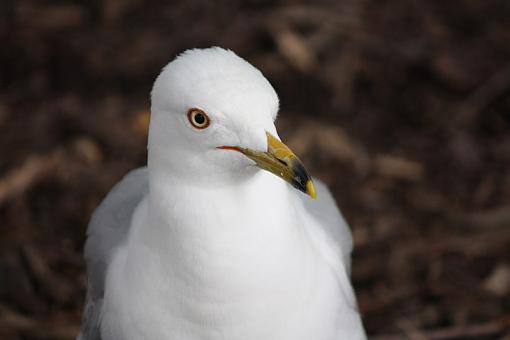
[1, 0, 510, 339]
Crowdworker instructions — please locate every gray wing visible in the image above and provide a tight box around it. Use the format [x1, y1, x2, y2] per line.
[78, 167, 149, 340]
[300, 178, 354, 275]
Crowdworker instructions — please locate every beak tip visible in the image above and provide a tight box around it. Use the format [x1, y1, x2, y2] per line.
[306, 180, 317, 199]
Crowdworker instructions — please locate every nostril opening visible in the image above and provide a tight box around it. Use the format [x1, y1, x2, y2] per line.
[277, 158, 288, 166]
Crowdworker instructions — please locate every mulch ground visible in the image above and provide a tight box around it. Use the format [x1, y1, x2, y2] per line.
[1, 1, 510, 339]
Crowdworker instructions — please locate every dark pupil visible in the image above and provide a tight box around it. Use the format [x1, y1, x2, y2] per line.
[194, 113, 205, 125]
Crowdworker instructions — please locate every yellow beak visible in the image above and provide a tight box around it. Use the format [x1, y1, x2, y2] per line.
[219, 132, 316, 199]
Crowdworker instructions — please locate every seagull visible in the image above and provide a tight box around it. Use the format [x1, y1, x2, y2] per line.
[78, 47, 366, 340]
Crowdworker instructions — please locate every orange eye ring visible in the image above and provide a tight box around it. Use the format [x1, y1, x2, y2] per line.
[187, 108, 210, 129]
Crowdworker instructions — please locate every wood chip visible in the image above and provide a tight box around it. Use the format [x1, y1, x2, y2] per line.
[483, 264, 510, 297]
[270, 24, 318, 73]
[374, 155, 424, 181]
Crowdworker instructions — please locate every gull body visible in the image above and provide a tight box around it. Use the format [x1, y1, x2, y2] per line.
[78, 47, 366, 340]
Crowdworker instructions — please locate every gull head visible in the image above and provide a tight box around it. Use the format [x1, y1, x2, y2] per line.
[149, 47, 315, 198]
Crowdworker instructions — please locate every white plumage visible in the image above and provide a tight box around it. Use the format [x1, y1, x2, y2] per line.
[78, 47, 366, 340]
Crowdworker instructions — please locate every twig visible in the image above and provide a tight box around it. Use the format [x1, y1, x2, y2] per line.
[373, 155, 424, 181]
[268, 21, 318, 73]
[0, 151, 62, 206]
[454, 61, 510, 128]
[371, 315, 510, 340]
[0, 303, 80, 339]
[0, 137, 102, 206]
[456, 206, 510, 229]
[21, 245, 74, 304]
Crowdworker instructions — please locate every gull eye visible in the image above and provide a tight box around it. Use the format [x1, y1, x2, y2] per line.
[187, 108, 210, 129]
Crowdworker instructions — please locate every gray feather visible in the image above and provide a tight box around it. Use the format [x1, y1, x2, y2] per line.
[78, 167, 148, 340]
[301, 178, 353, 275]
